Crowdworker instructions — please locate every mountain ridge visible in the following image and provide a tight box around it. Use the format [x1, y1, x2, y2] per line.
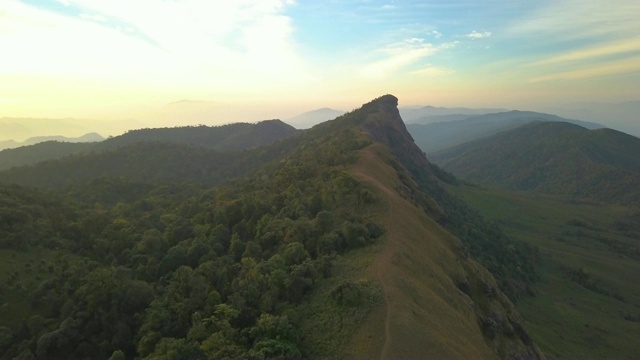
[0, 120, 297, 171]
[407, 110, 605, 154]
[0, 95, 544, 359]
[0, 133, 103, 151]
[96, 119, 297, 151]
[431, 121, 640, 204]
[344, 95, 543, 357]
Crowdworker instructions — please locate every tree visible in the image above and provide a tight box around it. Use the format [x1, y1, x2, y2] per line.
[248, 314, 301, 359]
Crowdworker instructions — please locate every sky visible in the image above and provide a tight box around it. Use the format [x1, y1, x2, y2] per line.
[1, 0, 639, 135]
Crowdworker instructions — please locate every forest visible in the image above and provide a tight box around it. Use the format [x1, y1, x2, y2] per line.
[0, 96, 540, 359]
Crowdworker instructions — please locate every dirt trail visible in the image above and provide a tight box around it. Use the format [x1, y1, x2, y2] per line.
[348, 145, 504, 360]
[350, 165, 398, 360]
[378, 189, 394, 360]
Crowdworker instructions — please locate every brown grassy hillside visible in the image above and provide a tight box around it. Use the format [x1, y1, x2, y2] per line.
[334, 95, 545, 358]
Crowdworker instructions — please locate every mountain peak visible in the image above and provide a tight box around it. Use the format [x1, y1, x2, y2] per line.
[365, 94, 399, 109]
[359, 94, 429, 168]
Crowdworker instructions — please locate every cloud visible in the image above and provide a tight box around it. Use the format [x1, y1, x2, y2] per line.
[359, 38, 439, 79]
[411, 65, 455, 77]
[507, 0, 640, 41]
[79, 13, 110, 23]
[432, 30, 442, 39]
[467, 30, 491, 39]
[0, 0, 307, 89]
[528, 38, 640, 67]
[529, 56, 640, 82]
[496, 1, 640, 86]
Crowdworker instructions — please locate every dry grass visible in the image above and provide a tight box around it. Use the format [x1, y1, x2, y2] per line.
[346, 143, 494, 359]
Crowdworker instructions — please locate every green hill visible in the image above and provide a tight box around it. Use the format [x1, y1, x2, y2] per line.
[0, 142, 248, 189]
[97, 119, 297, 151]
[454, 185, 640, 358]
[0, 141, 96, 171]
[0, 95, 543, 359]
[431, 121, 640, 205]
[407, 110, 604, 154]
[0, 120, 297, 171]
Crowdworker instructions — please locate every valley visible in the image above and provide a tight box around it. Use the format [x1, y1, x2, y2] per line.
[405, 110, 640, 358]
[454, 186, 640, 358]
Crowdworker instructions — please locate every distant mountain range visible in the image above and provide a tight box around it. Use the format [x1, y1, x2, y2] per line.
[430, 121, 640, 205]
[95, 120, 297, 151]
[284, 108, 345, 129]
[0, 117, 143, 145]
[399, 105, 509, 124]
[0, 133, 103, 151]
[538, 100, 640, 137]
[0, 120, 297, 171]
[407, 110, 604, 154]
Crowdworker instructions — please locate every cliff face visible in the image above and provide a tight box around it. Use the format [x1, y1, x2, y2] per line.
[359, 95, 429, 169]
[343, 95, 544, 359]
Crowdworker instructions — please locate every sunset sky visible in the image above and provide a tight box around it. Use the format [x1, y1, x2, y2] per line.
[1, 0, 639, 132]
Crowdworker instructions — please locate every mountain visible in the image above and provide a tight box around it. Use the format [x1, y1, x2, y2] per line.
[0, 141, 96, 171]
[0, 120, 297, 171]
[539, 100, 640, 137]
[0, 117, 141, 144]
[431, 121, 640, 204]
[399, 105, 509, 124]
[408, 110, 604, 154]
[284, 108, 346, 129]
[96, 119, 298, 151]
[0, 132, 104, 151]
[0, 139, 20, 150]
[0, 95, 543, 359]
[22, 132, 104, 146]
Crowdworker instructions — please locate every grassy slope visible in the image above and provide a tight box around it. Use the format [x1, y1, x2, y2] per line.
[305, 95, 544, 358]
[347, 143, 493, 359]
[302, 142, 542, 359]
[455, 185, 640, 359]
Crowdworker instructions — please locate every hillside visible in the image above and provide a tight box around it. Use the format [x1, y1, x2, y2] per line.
[0, 95, 543, 359]
[455, 185, 640, 358]
[0, 120, 297, 171]
[399, 105, 508, 123]
[97, 119, 297, 151]
[431, 121, 640, 204]
[407, 110, 604, 154]
[0, 141, 96, 171]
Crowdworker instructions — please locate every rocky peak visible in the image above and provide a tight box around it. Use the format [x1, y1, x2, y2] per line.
[360, 94, 429, 169]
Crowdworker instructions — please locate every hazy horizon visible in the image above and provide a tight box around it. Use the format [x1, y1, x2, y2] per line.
[2, 0, 639, 139]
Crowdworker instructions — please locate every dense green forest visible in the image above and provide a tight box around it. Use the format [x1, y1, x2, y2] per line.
[430, 121, 640, 205]
[0, 120, 297, 171]
[0, 95, 541, 358]
[0, 126, 381, 358]
[97, 120, 297, 151]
